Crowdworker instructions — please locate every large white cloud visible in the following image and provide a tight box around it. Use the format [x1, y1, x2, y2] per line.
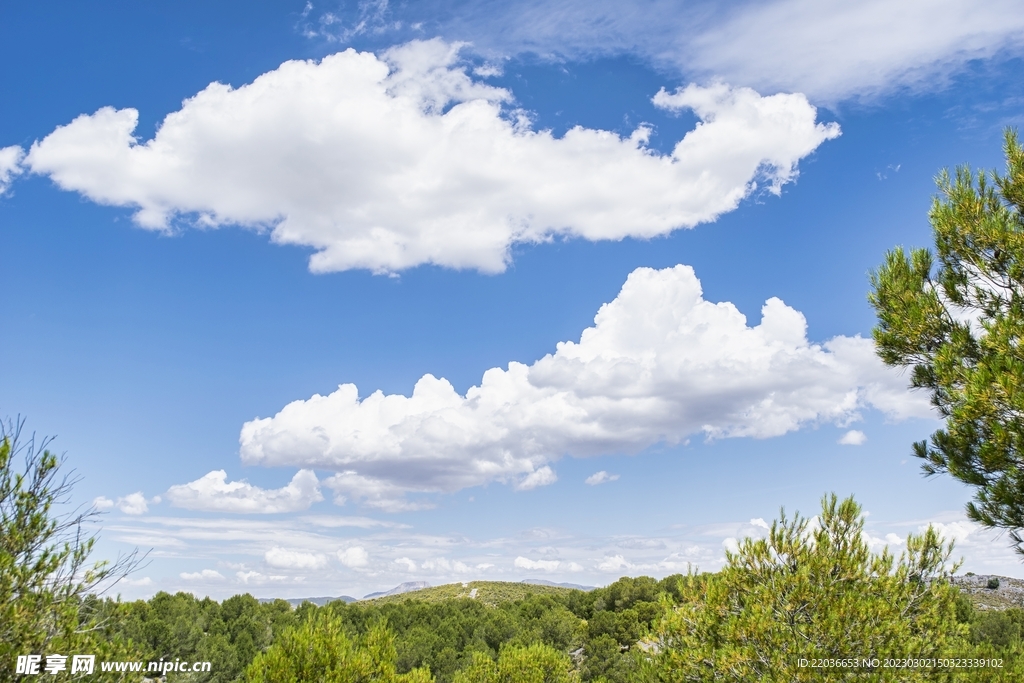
[239, 264, 931, 510]
[166, 469, 323, 513]
[20, 39, 838, 274]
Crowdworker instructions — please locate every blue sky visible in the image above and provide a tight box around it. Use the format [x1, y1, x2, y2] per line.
[2, 1, 1024, 598]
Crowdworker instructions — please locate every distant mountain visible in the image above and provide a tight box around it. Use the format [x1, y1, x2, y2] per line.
[359, 581, 577, 606]
[363, 581, 430, 600]
[258, 595, 357, 607]
[521, 579, 595, 591]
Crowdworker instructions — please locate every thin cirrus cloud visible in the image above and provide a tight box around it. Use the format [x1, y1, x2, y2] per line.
[165, 469, 323, 514]
[239, 264, 932, 512]
[371, 0, 1024, 102]
[17, 38, 838, 274]
[97, 507, 1021, 597]
[683, 0, 1024, 102]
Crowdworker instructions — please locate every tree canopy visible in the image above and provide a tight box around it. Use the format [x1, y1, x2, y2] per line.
[870, 129, 1024, 553]
[243, 612, 433, 683]
[644, 495, 979, 682]
[0, 419, 142, 682]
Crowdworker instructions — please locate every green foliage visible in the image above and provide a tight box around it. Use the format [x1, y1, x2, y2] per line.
[96, 591, 297, 682]
[453, 643, 576, 683]
[321, 593, 584, 681]
[365, 581, 574, 607]
[971, 608, 1024, 648]
[645, 494, 969, 682]
[243, 611, 432, 683]
[958, 607, 1024, 681]
[561, 574, 681, 681]
[869, 129, 1024, 552]
[0, 420, 142, 683]
[954, 591, 976, 624]
[989, 577, 1002, 590]
[70, 578, 671, 683]
[290, 578, 679, 683]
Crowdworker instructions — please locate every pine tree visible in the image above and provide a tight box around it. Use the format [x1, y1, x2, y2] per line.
[869, 130, 1024, 553]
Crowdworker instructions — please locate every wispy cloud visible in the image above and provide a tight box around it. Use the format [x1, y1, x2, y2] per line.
[98, 506, 1021, 600]
[312, 0, 1024, 102]
[685, 0, 1024, 102]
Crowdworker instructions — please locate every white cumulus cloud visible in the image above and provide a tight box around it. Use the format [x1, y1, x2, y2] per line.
[839, 429, 867, 446]
[337, 546, 370, 568]
[928, 520, 975, 545]
[422, 557, 452, 571]
[117, 492, 149, 515]
[236, 570, 292, 584]
[0, 146, 23, 194]
[265, 547, 327, 570]
[123, 576, 154, 587]
[515, 466, 557, 491]
[394, 557, 418, 572]
[323, 472, 433, 513]
[180, 569, 225, 581]
[239, 265, 930, 510]
[166, 469, 323, 513]
[514, 556, 562, 572]
[585, 471, 619, 486]
[597, 555, 633, 572]
[23, 39, 837, 274]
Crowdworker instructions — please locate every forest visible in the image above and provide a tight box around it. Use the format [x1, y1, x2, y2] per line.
[41, 552, 1024, 682]
[6, 456, 1024, 682]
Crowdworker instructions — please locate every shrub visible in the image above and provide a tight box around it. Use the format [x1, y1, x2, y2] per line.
[646, 494, 969, 682]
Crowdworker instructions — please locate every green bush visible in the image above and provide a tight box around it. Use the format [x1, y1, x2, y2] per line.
[645, 494, 970, 682]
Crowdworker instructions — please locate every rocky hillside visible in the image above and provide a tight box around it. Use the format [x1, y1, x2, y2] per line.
[952, 574, 1024, 610]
